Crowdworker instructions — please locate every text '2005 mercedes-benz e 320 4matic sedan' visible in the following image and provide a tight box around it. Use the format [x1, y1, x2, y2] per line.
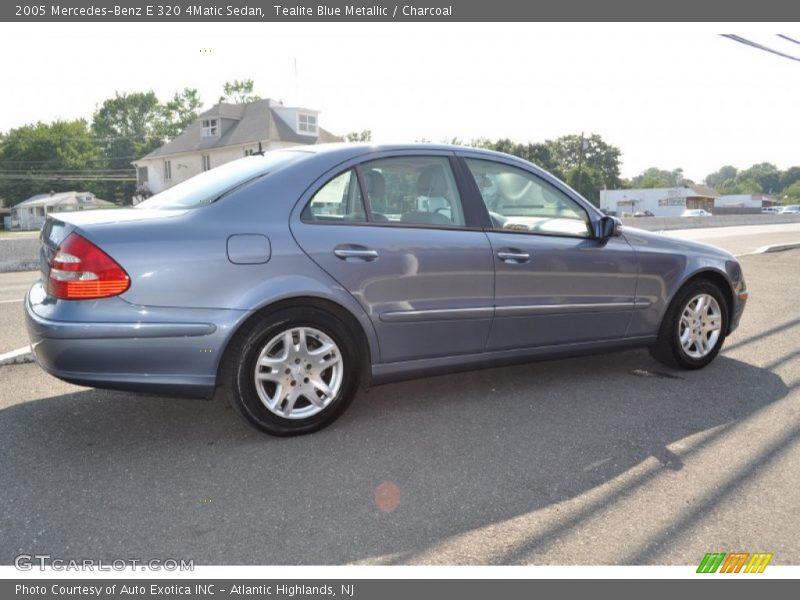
[25, 144, 748, 436]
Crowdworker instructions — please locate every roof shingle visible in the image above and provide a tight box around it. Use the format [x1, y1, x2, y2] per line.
[140, 98, 339, 159]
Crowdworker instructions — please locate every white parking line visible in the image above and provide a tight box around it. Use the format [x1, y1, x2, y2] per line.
[0, 298, 23, 304]
[0, 345, 33, 366]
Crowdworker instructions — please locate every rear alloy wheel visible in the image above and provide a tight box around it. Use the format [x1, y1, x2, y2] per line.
[228, 307, 359, 436]
[254, 326, 343, 420]
[649, 280, 729, 370]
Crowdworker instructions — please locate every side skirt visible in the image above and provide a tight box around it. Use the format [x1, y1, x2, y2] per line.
[370, 336, 657, 386]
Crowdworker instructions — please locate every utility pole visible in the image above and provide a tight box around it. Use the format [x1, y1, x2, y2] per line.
[576, 131, 586, 193]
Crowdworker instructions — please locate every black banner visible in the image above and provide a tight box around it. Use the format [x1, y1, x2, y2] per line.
[2, 0, 799, 22]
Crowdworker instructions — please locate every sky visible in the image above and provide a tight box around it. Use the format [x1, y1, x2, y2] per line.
[0, 22, 798, 182]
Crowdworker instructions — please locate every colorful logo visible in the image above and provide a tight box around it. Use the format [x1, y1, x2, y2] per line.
[697, 552, 773, 573]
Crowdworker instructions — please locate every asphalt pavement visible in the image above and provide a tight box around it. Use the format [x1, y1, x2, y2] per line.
[0, 271, 36, 354]
[0, 230, 798, 565]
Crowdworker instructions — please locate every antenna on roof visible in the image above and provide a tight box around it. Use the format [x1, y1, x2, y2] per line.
[253, 141, 265, 156]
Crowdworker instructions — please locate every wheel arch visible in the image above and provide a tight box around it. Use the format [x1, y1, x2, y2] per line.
[667, 268, 735, 333]
[216, 295, 376, 392]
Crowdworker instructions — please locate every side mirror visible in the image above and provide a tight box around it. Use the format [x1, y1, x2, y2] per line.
[596, 215, 621, 240]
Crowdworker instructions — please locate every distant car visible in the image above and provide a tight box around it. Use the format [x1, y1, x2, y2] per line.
[762, 207, 781, 214]
[633, 211, 655, 217]
[25, 144, 748, 436]
[780, 205, 800, 214]
[681, 209, 711, 217]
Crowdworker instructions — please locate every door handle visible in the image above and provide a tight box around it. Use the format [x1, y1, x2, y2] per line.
[334, 247, 379, 261]
[497, 250, 531, 263]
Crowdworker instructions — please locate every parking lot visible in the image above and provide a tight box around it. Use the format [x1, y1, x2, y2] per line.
[0, 234, 798, 565]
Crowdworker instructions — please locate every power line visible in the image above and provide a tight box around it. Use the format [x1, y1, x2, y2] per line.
[0, 155, 139, 164]
[0, 173, 136, 182]
[0, 168, 135, 173]
[0, 133, 165, 144]
[721, 34, 800, 63]
[777, 34, 800, 46]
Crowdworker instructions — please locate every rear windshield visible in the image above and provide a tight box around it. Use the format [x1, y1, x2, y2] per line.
[136, 152, 303, 209]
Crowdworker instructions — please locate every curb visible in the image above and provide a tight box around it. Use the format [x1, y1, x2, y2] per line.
[0, 345, 34, 366]
[737, 241, 800, 257]
[758, 241, 800, 254]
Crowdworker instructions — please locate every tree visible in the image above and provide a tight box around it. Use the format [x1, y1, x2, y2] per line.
[547, 133, 623, 191]
[781, 180, 800, 204]
[737, 162, 781, 195]
[631, 167, 685, 189]
[457, 133, 622, 204]
[779, 166, 800, 192]
[467, 138, 563, 178]
[344, 130, 372, 142]
[704, 165, 737, 189]
[221, 79, 260, 104]
[91, 91, 166, 204]
[565, 165, 603, 203]
[90, 89, 203, 203]
[0, 120, 103, 206]
[159, 88, 203, 139]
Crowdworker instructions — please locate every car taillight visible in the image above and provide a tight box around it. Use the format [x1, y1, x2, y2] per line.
[47, 233, 130, 299]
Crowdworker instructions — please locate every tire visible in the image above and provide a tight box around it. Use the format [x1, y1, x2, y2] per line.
[225, 306, 360, 436]
[649, 279, 729, 370]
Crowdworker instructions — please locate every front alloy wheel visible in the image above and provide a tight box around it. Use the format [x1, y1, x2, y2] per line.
[649, 280, 729, 370]
[677, 293, 722, 359]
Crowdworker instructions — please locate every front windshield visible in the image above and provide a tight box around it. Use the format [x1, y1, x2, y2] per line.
[137, 151, 304, 209]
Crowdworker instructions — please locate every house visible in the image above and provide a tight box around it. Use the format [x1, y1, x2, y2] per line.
[715, 193, 778, 214]
[10, 191, 115, 230]
[132, 98, 340, 197]
[600, 185, 719, 217]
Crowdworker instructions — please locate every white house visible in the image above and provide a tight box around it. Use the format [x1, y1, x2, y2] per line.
[10, 191, 115, 230]
[715, 193, 778, 214]
[600, 185, 719, 217]
[132, 98, 340, 198]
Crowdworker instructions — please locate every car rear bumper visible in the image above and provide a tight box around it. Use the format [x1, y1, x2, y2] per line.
[24, 281, 247, 399]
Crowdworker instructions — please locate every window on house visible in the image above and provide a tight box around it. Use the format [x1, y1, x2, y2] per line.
[137, 166, 148, 183]
[298, 114, 318, 134]
[202, 119, 219, 137]
[202, 155, 211, 172]
[164, 160, 172, 181]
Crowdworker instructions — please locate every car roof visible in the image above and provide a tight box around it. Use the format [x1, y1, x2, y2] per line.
[277, 142, 525, 163]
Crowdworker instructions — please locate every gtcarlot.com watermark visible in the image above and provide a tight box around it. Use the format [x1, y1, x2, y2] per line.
[14, 554, 194, 572]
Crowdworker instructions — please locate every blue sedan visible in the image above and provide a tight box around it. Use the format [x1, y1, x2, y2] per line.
[25, 144, 748, 435]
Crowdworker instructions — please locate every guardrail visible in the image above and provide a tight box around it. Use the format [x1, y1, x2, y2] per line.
[0, 236, 39, 272]
[620, 214, 800, 231]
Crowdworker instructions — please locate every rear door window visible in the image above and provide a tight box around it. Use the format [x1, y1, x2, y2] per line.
[302, 169, 366, 222]
[360, 156, 466, 227]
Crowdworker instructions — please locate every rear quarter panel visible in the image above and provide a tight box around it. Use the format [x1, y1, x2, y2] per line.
[66, 161, 381, 365]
